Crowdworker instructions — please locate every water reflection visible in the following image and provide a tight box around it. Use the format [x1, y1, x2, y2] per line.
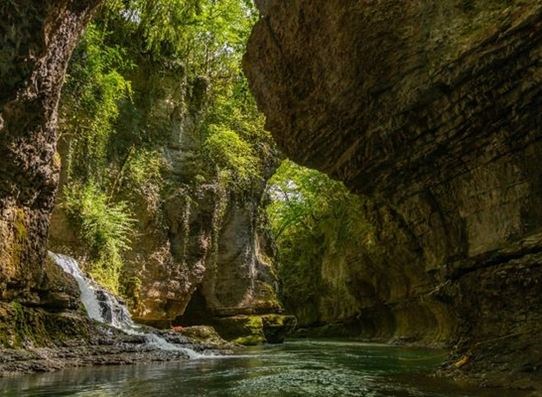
[0, 341, 526, 397]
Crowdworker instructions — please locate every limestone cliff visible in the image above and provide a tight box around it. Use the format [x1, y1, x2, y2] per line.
[0, 0, 101, 346]
[245, 0, 542, 386]
[125, 67, 283, 326]
[284, 199, 455, 346]
[49, 52, 285, 340]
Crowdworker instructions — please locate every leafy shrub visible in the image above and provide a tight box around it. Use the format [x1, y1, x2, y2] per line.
[61, 23, 132, 182]
[124, 149, 164, 189]
[63, 182, 135, 292]
[203, 125, 260, 186]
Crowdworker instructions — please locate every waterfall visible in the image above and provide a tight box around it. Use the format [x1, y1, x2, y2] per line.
[48, 252, 202, 359]
[49, 253, 104, 323]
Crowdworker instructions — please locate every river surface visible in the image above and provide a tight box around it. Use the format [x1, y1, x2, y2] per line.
[0, 340, 522, 397]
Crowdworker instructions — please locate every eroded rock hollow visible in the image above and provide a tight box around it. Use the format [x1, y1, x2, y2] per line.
[244, 0, 542, 385]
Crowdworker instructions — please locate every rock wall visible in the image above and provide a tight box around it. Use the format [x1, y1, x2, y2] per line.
[116, 66, 284, 329]
[49, 55, 284, 332]
[0, 0, 100, 344]
[196, 190, 282, 318]
[289, 200, 456, 346]
[122, 179, 283, 329]
[244, 0, 542, 385]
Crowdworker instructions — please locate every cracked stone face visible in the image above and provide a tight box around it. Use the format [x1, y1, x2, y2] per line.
[0, 0, 101, 303]
[244, 0, 542, 384]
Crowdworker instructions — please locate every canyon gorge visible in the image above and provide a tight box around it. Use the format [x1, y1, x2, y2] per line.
[244, 0, 542, 389]
[1, 0, 541, 394]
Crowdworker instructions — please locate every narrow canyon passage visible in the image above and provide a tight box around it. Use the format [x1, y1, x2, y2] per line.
[0, 0, 541, 396]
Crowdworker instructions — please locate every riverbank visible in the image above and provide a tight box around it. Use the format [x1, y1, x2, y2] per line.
[0, 323, 232, 377]
[293, 324, 542, 393]
[0, 340, 532, 397]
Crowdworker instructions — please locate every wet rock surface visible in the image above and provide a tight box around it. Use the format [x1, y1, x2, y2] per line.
[210, 314, 296, 346]
[244, 0, 542, 387]
[0, 322, 231, 377]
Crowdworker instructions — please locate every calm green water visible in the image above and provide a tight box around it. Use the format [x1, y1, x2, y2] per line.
[0, 340, 522, 396]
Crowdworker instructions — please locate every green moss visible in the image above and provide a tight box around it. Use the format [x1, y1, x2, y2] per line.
[174, 326, 231, 348]
[14, 208, 27, 239]
[232, 335, 266, 346]
[7, 208, 28, 271]
[1, 301, 48, 348]
[0, 302, 91, 348]
[246, 315, 264, 329]
[213, 315, 266, 345]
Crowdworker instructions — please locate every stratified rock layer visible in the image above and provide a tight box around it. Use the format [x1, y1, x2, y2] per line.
[244, 0, 542, 386]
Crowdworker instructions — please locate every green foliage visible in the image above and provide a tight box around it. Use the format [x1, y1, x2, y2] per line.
[268, 161, 373, 248]
[58, 0, 271, 295]
[112, 0, 269, 188]
[61, 23, 132, 181]
[105, 0, 270, 190]
[109, 0, 256, 80]
[203, 126, 259, 186]
[121, 148, 165, 198]
[198, 73, 273, 190]
[59, 22, 137, 292]
[267, 161, 374, 315]
[63, 182, 135, 293]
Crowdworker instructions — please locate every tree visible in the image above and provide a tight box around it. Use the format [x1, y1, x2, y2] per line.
[267, 160, 374, 315]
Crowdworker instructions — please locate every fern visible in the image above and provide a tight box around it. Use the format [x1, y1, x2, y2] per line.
[63, 182, 135, 292]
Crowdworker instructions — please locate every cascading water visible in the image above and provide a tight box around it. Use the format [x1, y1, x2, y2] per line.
[49, 253, 103, 322]
[48, 252, 202, 359]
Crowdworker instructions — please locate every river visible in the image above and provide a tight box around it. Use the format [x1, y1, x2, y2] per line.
[0, 340, 523, 396]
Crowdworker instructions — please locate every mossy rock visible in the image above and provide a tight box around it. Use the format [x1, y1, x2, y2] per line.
[213, 315, 265, 346]
[213, 314, 297, 345]
[232, 334, 266, 346]
[174, 325, 231, 348]
[0, 302, 91, 348]
[261, 314, 297, 344]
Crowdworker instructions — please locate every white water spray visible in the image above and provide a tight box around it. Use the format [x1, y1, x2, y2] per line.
[49, 252, 202, 359]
